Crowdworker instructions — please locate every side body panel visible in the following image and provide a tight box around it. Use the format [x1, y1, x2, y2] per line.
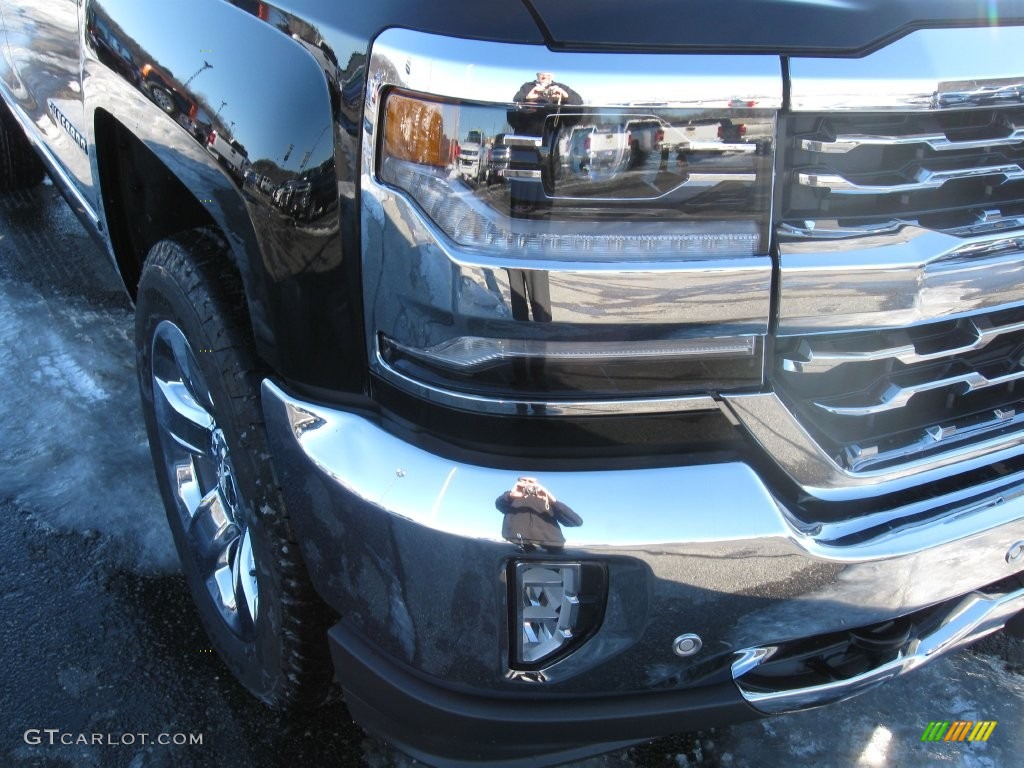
[0, 0, 93, 202]
[80, 0, 354, 388]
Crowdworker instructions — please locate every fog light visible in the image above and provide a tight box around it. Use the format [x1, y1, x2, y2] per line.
[512, 561, 606, 668]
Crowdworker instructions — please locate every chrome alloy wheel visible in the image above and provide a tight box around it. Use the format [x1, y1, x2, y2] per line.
[150, 319, 259, 637]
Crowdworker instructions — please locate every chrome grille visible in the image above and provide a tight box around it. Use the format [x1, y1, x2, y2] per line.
[765, 99, 1024, 484]
[774, 306, 1024, 474]
[786, 108, 1024, 232]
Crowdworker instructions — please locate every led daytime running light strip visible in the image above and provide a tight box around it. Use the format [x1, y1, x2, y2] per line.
[381, 157, 759, 260]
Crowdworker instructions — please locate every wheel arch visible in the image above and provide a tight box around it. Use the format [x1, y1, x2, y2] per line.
[84, 0, 364, 391]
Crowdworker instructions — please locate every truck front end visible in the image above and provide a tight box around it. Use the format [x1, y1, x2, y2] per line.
[262, 14, 1024, 767]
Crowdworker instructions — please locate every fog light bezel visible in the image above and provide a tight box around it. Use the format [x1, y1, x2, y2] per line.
[509, 560, 608, 671]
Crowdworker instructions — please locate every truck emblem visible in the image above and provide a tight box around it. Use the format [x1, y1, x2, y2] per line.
[48, 102, 87, 153]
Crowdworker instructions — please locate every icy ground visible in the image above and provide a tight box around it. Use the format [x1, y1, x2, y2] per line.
[2, 180, 1023, 767]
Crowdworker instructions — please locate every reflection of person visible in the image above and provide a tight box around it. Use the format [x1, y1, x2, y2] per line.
[513, 72, 582, 107]
[510, 71, 582, 135]
[505, 266, 552, 413]
[509, 72, 583, 205]
[508, 270, 551, 323]
[496, 477, 583, 550]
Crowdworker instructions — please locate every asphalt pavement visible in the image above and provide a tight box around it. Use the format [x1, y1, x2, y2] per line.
[2, 179, 1023, 768]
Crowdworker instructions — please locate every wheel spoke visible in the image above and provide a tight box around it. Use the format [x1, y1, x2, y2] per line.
[154, 377, 215, 454]
[151, 320, 215, 456]
[165, 327, 214, 414]
[173, 457, 203, 517]
[233, 528, 259, 627]
[187, 488, 240, 573]
[143, 279, 266, 642]
[213, 561, 237, 612]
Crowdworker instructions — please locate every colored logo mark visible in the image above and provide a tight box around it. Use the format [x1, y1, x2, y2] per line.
[921, 721, 997, 742]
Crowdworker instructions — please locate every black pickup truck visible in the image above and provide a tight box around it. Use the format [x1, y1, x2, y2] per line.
[3, 1, 1024, 765]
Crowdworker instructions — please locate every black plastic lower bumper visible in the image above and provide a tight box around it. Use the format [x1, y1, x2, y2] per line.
[328, 621, 759, 767]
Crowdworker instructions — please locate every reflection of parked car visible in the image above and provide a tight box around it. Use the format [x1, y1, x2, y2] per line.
[207, 130, 248, 178]
[85, 8, 139, 87]
[624, 118, 662, 159]
[139, 63, 209, 144]
[271, 161, 334, 221]
[488, 133, 510, 182]
[566, 124, 632, 179]
[458, 129, 488, 184]
[141, 64, 187, 116]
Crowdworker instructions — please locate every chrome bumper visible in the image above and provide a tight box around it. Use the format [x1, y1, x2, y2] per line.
[261, 379, 1024, 700]
[734, 585, 1024, 714]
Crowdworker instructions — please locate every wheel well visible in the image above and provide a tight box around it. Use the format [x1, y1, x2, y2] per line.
[94, 110, 216, 298]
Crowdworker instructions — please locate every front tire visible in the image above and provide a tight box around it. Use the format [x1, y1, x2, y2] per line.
[135, 229, 334, 707]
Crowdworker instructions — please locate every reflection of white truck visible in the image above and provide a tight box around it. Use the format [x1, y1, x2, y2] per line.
[207, 129, 248, 176]
[458, 129, 487, 183]
[566, 124, 632, 178]
[657, 120, 729, 153]
[561, 118, 663, 179]
[656, 118, 771, 154]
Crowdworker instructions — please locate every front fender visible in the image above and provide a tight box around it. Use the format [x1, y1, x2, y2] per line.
[83, 0, 363, 391]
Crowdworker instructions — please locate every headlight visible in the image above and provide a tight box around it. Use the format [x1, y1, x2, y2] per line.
[380, 92, 774, 260]
[363, 30, 779, 413]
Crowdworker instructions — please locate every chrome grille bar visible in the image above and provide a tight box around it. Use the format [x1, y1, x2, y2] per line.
[815, 368, 1024, 417]
[777, 228, 1024, 334]
[799, 163, 1024, 195]
[758, 27, 1024, 495]
[844, 408, 1023, 473]
[783, 316, 1024, 374]
[801, 125, 1024, 154]
[723, 391, 1024, 500]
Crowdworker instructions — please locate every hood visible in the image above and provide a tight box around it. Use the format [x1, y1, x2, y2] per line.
[522, 0, 1024, 56]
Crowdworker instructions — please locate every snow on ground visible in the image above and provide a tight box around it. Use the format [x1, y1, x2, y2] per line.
[712, 650, 1023, 767]
[0, 189, 176, 573]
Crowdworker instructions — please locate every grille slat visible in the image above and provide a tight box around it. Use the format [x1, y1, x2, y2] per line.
[844, 407, 1023, 473]
[784, 315, 1024, 373]
[774, 308, 1024, 472]
[798, 163, 1024, 195]
[801, 124, 1024, 154]
[785, 108, 1024, 229]
[774, 106, 1024, 477]
[815, 367, 1024, 417]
